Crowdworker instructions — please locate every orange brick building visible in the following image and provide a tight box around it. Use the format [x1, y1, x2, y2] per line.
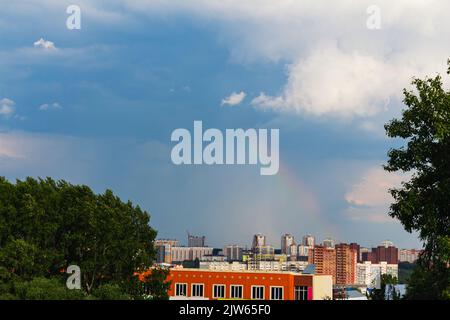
[335, 244, 357, 285]
[152, 268, 332, 300]
[312, 246, 337, 283]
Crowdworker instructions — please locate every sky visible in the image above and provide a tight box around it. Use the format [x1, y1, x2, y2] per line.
[1, 0, 449, 249]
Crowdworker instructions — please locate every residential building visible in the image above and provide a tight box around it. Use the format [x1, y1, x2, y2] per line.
[281, 234, 295, 255]
[361, 241, 398, 264]
[171, 246, 214, 263]
[398, 249, 422, 263]
[322, 238, 335, 248]
[302, 234, 315, 247]
[223, 245, 244, 262]
[350, 243, 361, 262]
[252, 234, 266, 248]
[154, 239, 179, 264]
[335, 244, 357, 285]
[188, 233, 206, 247]
[200, 261, 248, 271]
[356, 261, 398, 289]
[312, 245, 336, 283]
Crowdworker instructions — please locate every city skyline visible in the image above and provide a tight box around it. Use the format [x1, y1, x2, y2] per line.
[157, 232, 422, 250]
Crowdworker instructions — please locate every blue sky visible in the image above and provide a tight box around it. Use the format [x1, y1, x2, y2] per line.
[3, 1, 449, 249]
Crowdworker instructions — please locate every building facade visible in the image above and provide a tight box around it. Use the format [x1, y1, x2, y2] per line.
[163, 268, 332, 300]
[312, 245, 336, 283]
[356, 261, 399, 289]
[155, 239, 179, 264]
[398, 249, 422, 263]
[335, 244, 357, 285]
[281, 234, 295, 255]
[224, 245, 244, 262]
[302, 234, 315, 247]
[188, 233, 206, 247]
[171, 247, 214, 263]
[252, 234, 266, 248]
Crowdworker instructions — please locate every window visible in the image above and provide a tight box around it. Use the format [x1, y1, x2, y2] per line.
[192, 284, 204, 297]
[230, 285, 243, 299]
[251, 286, 265, 300]
[270, 287, 283, 300]
[175, 283, 187, 296]
[294, 286, 308, 300]
[213, 284, 225, 299]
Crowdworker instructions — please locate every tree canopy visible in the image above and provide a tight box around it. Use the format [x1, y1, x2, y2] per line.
[0, 176, 161, 299]
[384, 61, 450, 299]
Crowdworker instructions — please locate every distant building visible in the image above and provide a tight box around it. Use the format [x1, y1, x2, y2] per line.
[171, 246, 214, 263]
[398, 249, 422, 263]
[356, 261, 398, 289]
[311, 245, 336, 283]
[365, 244, 398, 265]
[322, 238, 335, 248]
[154, 239, 179, 264]
[302, 234, 315, 247]
[381, 240, 394, 248]
[200, 261, 247, 271]
[188, 233, 206, 247]
[288, 244, 298, 261]
[349, 243, 361, 263]
[223, 245, 244, 261]
[335, 244, 357, 285]
[298, 244, 311, 260]
[252, 233, 266, 248]
[281, 234, 295, 255]
[359, 247, 370, 262]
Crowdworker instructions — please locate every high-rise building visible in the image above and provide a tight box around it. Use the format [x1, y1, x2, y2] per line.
[154, 239, 179, 264]
[188, 233, 206, 247]
[357, 261, 399, 289]
[381, 240, 394, 248]
[223, 245, 244, 261]
[322, 238, 335, 248]
[171, 246, 214, 263]
[298, 244, 310, 256]
[252, 233, 266, 248]
[302, 234, 315, 247]
[288, 244, 298, 261]
[398, 249, 422, 263]
[350, 243, 361, 263]
[312, 245, 336, 284]
[335, 244, 357, 285]
[361, 241, 398, 264]
[359, 247, 370, 262]
[281, 234, 295, 255]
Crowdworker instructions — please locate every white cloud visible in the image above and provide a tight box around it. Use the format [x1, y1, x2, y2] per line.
[112, 0, 450, 118]
[0, 98, 15, 118]
[221, 91, 247, 106]
[39, 102, 62, 111]
[252, 44, 405, 118]
[33, 38, 56, 50]
[345, 167, 410, 223]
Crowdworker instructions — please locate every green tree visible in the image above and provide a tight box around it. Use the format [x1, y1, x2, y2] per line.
[0, 177, 160, 299]
[13, 277, 86, 300]
[141, 267, 172, 300]
[384, 61, 450, 299]
[369, 274, 400, 300]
